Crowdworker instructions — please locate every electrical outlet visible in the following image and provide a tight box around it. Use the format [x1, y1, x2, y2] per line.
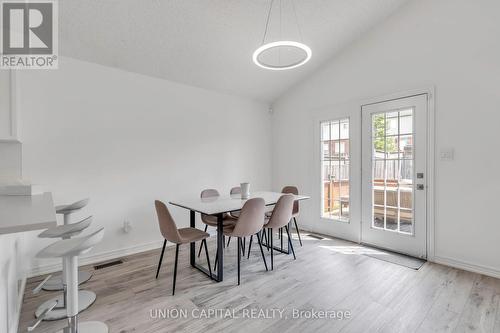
[440, 148, 454, 161]
[123, 220, 132, 233]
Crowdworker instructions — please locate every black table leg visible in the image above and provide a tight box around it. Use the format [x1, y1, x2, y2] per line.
[190, 210, 195, 266]
[190, 210, 222, 282]
[216, 213, 224, 281]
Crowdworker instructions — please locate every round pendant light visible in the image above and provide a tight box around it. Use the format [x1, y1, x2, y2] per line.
[253, 0, 311, 71]
[253, 41, 312, 70]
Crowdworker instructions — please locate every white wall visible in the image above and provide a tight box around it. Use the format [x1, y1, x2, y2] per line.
[271, 0, 500, 277]
[16, 57, 272, 274]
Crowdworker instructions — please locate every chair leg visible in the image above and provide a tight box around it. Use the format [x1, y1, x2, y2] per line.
[247, 235, 253, 259]
[294, 217, 303, 247]
[202, 239, 212, 280]
[214, 247, 218, 271]
[155, 239, 166, 279]
[263, 229, 269, 251]
[270, 228, 274, 270]
[280, 228, 283, 251]
[237, 237, 241, 285]
[172, 244, 179, 295]
[239, 237, 245, 257]
[285, 225, 296, 260]
[243, 237, 246, 256]
[197, 225, 208, 258]
[256, 232, 268, 271]
[227, 236, 231, 247]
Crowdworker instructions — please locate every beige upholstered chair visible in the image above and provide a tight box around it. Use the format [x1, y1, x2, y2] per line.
[197, 189, 237, 257]
[263, 194, 296, 270]
[214, 198, 268, 285]
[155, 200, 212, 295]
[282, 186, 303, 246]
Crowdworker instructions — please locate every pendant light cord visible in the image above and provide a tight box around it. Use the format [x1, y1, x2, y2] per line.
[291, 0, 304, 42]
[262, 0, 275, 44]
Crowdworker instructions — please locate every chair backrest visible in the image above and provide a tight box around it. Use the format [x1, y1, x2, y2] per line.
[201, 189, 219, 198]
[230, 187, 241, 195]
[282, 186, 299, 215]
[266, 194, 294, 229]
[155, 200, 182, 243]
[231, 198, 265, 237]
[200, 189, 220, 223]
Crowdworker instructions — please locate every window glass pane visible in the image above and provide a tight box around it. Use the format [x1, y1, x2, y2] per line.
[373, 207, 384, 229]
[386, 207, 398, 230]
[373, 160, 385, 186]
[386, 188, 398, 208]
[400, 135, 413, 159]
[400, 160, 413, 184]
[340, 120, 349, 139]
[399, 109, 413, 134]
[385, 136, 399, 159]
[372, 113, 385, 137]
[373, 187, 384, 206]
[399, 184, 413, 210]
[321, 122, 330, 141]
[331, 122, 340, 140]
[400, 209, 413, 234]
[322, 142, 330, 159]
[386, 112, 399, 136]
[370, 109, 414, 235]
[321, 119, 349, 222]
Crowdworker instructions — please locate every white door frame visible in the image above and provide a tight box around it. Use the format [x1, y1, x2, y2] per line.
[310, 87, 435, 260]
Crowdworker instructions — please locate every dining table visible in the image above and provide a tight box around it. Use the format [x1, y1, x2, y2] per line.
[169, 191, 309, 282]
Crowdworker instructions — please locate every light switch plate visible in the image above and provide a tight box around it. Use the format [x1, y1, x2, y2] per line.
[440, 148, 454, 161]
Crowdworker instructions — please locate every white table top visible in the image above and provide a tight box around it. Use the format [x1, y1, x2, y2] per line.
[170, 191, 310, 215]
[0, 192, 57, 235]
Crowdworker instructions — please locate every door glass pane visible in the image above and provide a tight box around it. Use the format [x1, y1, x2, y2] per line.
[399, 109, 413, 134]
[371, 110, 414, 234]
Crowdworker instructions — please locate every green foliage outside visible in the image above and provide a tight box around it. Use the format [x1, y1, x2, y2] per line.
[373, 114, 396, 152]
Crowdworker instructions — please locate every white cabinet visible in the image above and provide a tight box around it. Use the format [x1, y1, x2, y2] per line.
[0, 71, 16, 141]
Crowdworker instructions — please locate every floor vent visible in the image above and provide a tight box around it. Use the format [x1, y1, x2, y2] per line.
[94, 259, 124, 270]
[307, 234, 324, 240]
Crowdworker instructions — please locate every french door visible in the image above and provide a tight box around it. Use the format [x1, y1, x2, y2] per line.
[361, 94, 428, 258]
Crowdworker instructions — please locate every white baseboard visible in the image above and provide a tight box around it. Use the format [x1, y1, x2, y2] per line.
[432, 255, 500, 279]
[28, 239, 168, 278]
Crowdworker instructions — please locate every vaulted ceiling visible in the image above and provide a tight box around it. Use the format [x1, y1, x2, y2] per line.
[60, 0, 410, 103]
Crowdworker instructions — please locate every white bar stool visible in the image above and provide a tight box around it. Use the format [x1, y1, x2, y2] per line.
[42, 198, 92, 291]
[34, 217, 97, 321]
[35, 228, 108, 333]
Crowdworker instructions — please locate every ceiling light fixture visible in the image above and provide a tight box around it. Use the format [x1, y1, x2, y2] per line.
[253, 0, 311, 71]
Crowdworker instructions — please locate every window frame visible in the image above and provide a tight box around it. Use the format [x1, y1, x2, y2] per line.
[320, 117, 351, 223]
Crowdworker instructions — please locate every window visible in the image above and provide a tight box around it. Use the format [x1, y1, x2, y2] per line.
[321, 118, 350, 221]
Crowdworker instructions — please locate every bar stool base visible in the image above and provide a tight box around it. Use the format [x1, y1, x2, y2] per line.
[42, 271, 93, 291]
[35, 290, 96, 320]
[56, 321, 108, 333]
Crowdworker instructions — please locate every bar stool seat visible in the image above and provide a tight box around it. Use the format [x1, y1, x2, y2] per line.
[55, 198, 89, 218]
[39, 216, 92, 239]
[35, 216, 96, 320]
[36, 228, 108, 333]
[42, 199, 93, 291]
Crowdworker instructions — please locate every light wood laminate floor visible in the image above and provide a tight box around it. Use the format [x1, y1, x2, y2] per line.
[19, 233, 500, 333]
